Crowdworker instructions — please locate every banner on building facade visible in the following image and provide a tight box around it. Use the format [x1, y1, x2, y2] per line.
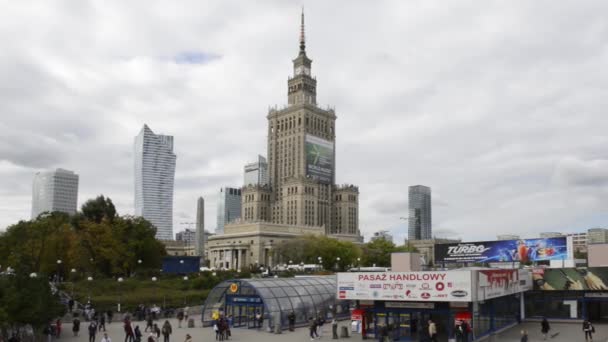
[533, 267, 608, 291]
[477, 269, 532, 300]
[305, 134, 333, 184]
[337, 272, 473, 302]
[435, 237, 571, 263]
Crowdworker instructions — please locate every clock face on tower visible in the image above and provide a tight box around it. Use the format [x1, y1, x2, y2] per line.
[296, 65, 310, 76]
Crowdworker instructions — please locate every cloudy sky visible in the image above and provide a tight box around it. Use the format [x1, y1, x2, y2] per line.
[1, 1, 607, 242]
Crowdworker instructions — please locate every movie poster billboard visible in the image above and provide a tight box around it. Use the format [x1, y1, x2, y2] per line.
[305, 135, 333, 184]
[337, 271, 473, 302]
[435, 237, 571, 264]
[533, 267, 608, 291]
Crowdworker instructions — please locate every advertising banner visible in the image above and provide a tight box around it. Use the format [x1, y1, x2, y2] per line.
[532, 267, 608, 291]
[305, 135, 333, 184]
[477, 269, 532, 300]
[337, 271, 472, 302]
[435, 237, 570, 263]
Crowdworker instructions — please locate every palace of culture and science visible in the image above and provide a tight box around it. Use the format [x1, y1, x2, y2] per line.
[207, 13, 362, 269]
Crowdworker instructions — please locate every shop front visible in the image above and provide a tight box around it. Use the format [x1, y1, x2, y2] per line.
[337, 269, 531, 341]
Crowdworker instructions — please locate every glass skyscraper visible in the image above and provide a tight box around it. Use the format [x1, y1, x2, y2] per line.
[243, 155, 269, 186]
[408, 185, 432, 240]
[31, 168, 79, 219]
[216, 187, 241, 234]
[134, 124, 176, 240]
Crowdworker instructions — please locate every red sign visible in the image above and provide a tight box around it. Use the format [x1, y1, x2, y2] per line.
[351, 309, 365, 321]
[435, 282, 445, 291]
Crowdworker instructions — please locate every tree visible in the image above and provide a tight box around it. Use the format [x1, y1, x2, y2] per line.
[79, 195, 117, 224]
[275, 235, 362, 271]
[361, 238, 418, 267]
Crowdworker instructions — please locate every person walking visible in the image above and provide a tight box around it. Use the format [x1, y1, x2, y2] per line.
[428, 320, 437, 342]
[332, 318, 338, 339]
[145, 316, 154, 332]
[56, 319, 62, 338]
[541, 317, 550, 340]
[124, 319, 135, 342]
[255, 312, 263, 330]
[184, 334, 192, 342]
[309, 317, 318, 341]
[101, 333, 112, 342]
[316, 315, 325, 338]
[134, 326, 142, 342]
[153, 324, 161, 339]
[147, 333, 156, 342]
[177, 311, 184, 328]
[288, 312, 296, 332]
[520, 330, 528, 342]
[161, 321, 172, 342]
[88, 322, 98, 342]
[68, 299, 75, 313]
[99, 313, 106, 332]
[583, 320, 594, 341]
[73, 316, 81, 337]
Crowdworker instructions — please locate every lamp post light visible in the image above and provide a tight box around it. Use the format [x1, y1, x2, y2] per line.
[117, 277, 124, 312]
[318, 256, 323, 270]
[29, 272, 37, 278]
[335, 257, 341, 272]
[56, 259, 63, 283]
[182, 276, 189, 306]
[70, 268, 77, 295]
[87, 276, 93, 302]
[357, 257, 361, 271]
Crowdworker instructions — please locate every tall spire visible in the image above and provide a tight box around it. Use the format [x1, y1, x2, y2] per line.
[299, 8, 306, 52]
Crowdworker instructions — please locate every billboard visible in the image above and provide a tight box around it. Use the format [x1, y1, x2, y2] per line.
[477, 269, 532, 300]
[305, 135, 333, 184]
[533, 267, 608, 291]
[435, 237, 571, 264]
[336, 271, 473, 302]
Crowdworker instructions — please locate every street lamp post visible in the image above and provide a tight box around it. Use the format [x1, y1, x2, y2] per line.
[70, 268, 77, 296]
[357, 257, 361, 272]
[318, 256, 323, 270]
[183, 276, 189, 306]
[56, 259, 63, 283]
[335, 257, 341, 272]
[117, 277, 124, 312]
[87, 276, 93, 302]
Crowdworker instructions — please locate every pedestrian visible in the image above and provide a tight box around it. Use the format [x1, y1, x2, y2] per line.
[177, 311, 184, 328]
[184, 307, 189, 322]
[153, 324, 161, 339]
[428, 320, 437, 342]
[134, 326, 142, 342]
[520, 330, 528, 342]
[288, 311, 296, 332]
[332, 318, 338, 339]
[124, 319, 135, 342]
[44, 323, 53, 342]
[99, 313, 106, 332]
[309, 317, 318, 341]
[161, 321, 172, 342]
[147, 333, 156, 342]
[145, 316, 153, 332]
[88, 322, 98, 342]
[541, 317, 550, 340]
[256, 312, 263, 330]
[583, 319, 594, 341]
[184, 334, 192, 342]
[107, 310, 114, 324]
[226, 316, 232, 340]
[68, 299, 75, 313]
[73, 316, 81, 337]
[454, 320, 465, 342]
[213, 322, 220, 341]
[56, 319, 62, 338]
[101, 333, 112, 342]
[317, 315, 325, 338]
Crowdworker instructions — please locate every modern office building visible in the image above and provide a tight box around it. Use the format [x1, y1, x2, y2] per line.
[176, 228, 196, 246]
[134, 124, 176, 240]
[568, 232, 588, 252]
[497, 234, 520, 241]
[587, 228, 608, 244]
[371, 230, 393, 243]
[216, 187, 242, 234]
[540, 232, 563, 238]
[31, 168, 79, 219]
[207, 12, 362, 269]
[408, 185, 432, 240]
[195, 196, 205, 257]
[244, 155, 269, 186]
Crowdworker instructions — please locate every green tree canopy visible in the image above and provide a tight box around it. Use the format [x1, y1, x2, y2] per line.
[275, 235, 362, 271]
[79, 195, 117, 224]
[361, 238, 418, 267]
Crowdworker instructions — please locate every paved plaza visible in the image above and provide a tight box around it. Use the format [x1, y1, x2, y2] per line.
[58, 317, 607, 342]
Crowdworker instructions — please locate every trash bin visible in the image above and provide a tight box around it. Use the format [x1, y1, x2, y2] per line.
[340, 326, 350, 338]
[187, 318, 194, 328]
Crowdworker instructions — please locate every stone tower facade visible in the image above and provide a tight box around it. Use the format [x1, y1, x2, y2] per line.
[239, 12, 360, 241]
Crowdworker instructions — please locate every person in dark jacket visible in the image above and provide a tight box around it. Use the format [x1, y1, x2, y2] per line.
[73, 316, 81, 337]
[88, 322, 98, 342]
[520, 330, 528, 342]
[583, 320, 594, 341]
[288, 312, 296, 332]
[161, 321, 172, 342]
[309, 317, 318, 340]
[541, 318, 550, 340]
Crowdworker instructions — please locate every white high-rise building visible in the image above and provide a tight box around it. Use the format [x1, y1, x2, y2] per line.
[216, 187, 241, 234]
[134, 124, 176, 240]
[195, 196, 205, 257]
[31, 168, 79, 219]
[244, 155, 269, 186]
